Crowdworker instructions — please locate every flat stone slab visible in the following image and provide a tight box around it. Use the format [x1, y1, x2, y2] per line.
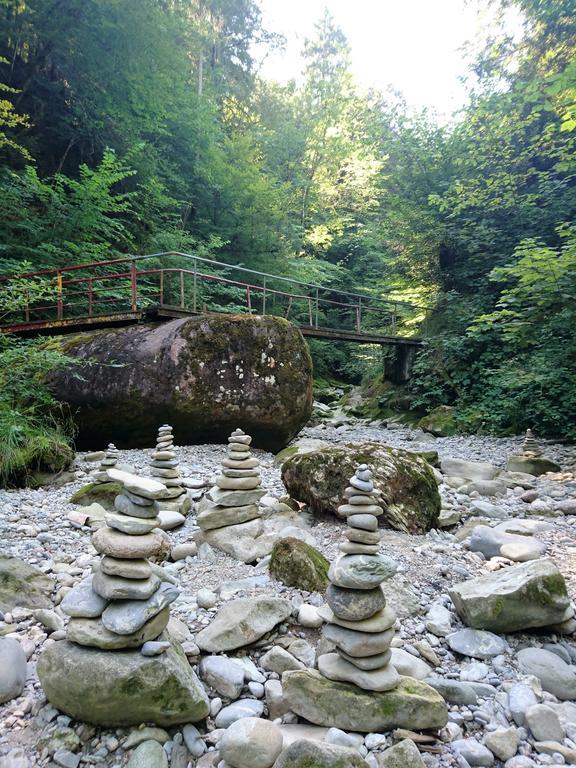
[196, 597, 292, 652]
[197, 499, 260, 531]
[37, 639, 209, 726]
[282, 669, 448, 732]
[66, 607, 170, 649]
[107, 469, 170, 500]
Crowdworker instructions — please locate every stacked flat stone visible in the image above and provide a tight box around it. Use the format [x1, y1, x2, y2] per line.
[316, 464, 401, 692]
[91, 443, 119, 483]
[149, 425, 190, 514]
[197, 428, 265, 534]
[61, 470, 178, 650]
[522, 429, 542, 457]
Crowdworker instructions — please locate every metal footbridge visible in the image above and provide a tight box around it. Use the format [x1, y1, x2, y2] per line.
[0, 252, 426, 348]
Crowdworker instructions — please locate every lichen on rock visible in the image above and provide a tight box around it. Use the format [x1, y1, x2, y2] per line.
[281, 442, 441, 534]
[49, 315, 313, 451]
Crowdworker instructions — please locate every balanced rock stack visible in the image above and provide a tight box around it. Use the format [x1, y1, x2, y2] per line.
[316, 464, 400, 691]
[67, 471, 177, 648]
[37, 469, 210, 726]
[149, 424, 191, 514]
[92, 443, 119, 483]
[196, 428, 266, 560]
[281, 464, 448, 732]
[522, 428, 541, 457]
[507, 429, 560, 476]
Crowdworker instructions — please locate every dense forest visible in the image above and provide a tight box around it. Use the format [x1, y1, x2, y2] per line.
[0, 0, 575, 482]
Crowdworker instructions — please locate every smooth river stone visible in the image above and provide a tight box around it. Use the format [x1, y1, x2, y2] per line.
[61, 575, 108, 618]
[344, 487, 382, 500]
[101, 583, 179, 635]
[350, 477, 374, 493]
[101, 556, 152, 580]
[339, 542, 380, 555]
[216, 476, 261, 491]
[197, 501, 260, 531]
[107, 468, 169, 500]
[207, 487, 266, 508]
[105, 512, 160, 535]
[152, 451, 176, 461]
[92, 527, 165, 560]
[318, 653, 400, 692]
[66, 607, 170, 649]
[92, 570, 161, 601]
[151, 459, 179, 469]
[222, 468, 260, 478]
[223, 457, 259, 469]
[345, 528, 380, 545]
[229, 432, 252, 445]
[319, 605, 397, 633]
[323, 624, 395, 657]
[347, 514, 378, 531]
[327, 584, 386, 621]
[122, 490, 156, 508]
[150, 468, 179, 478]
[228, 441, 251, 452]
[338, 648, 392, 670]
[338, 504, 383, 517]
[328, 554, 399, 590]
[114, 495, 157, 521]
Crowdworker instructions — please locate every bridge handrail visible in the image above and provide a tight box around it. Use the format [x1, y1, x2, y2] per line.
[0, 251, 430, 313]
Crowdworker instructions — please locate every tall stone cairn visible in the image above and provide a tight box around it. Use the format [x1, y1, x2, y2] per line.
[61, 471, 178, 650]
[149, 424, 190, 514]
[197, 428, 265, 533]
[92, 443, 119, 483]
[316, 464, 401, 692]
[522, 429, 542, 457]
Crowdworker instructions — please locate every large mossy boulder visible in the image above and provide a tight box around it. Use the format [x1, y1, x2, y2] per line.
[50, 316, 313, 451]
[418, 405, 457, 437]
[281, 443, 441, 534]
[269, 537, 329, 592]
[449, 558, 571, 633]
[0, 556, 53, 612]
[37, 638, 209, 726]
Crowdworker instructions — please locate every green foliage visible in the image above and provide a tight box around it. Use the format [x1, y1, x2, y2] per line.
[0, 335, 79, 486]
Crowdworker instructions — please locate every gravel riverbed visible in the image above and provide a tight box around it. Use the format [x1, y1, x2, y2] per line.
[1, 418, 576, 768]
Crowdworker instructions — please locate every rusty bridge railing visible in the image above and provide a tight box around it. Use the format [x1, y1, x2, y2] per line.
[0, 252, 428, 341]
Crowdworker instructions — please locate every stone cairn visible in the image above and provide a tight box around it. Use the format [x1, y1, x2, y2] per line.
[61, 471, 178, 650]
[149, 424, 190, 514]
[91, 443, 119, 483]
[317, 464, 401, 692]
[522, 428, 542, 457]
[197, 428, 265, 539]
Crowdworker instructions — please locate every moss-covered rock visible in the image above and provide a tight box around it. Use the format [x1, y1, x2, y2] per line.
[506, 455, 561, 476]
[70, 481, 123, 510]
[50, 316, 313, 451]
[37, 638, 209, 726]
[274, 739, 367, 768]
[418, 405, 458, 437]
[281, 443, 441, 534]
[269, 538, 329, 592]
[282, 669, 448, 731]
[0, 429, 74, 489]
[449, 558, 571, 632]
[0, 556, 53, 613]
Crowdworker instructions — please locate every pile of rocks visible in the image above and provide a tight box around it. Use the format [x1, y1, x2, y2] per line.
[149, 424, 191, 514]
[507, 429, 561, 476]
[283, 465, 448, 732]
[316, 465, 400, 691]
[37, 471, 209, 725]
[196, 428, 266, 560]
[91, 443, 119, 483]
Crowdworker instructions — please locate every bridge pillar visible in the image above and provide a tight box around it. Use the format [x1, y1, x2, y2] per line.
[384, 344, 417, 384]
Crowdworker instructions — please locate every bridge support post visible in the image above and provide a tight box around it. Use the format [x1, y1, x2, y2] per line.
[385, 344, 417, 384]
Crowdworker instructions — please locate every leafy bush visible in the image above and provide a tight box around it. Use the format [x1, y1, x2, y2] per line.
[0, 336, 79, 486]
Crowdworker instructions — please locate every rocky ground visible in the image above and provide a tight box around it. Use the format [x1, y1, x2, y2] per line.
[1, 413, 576, 768]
